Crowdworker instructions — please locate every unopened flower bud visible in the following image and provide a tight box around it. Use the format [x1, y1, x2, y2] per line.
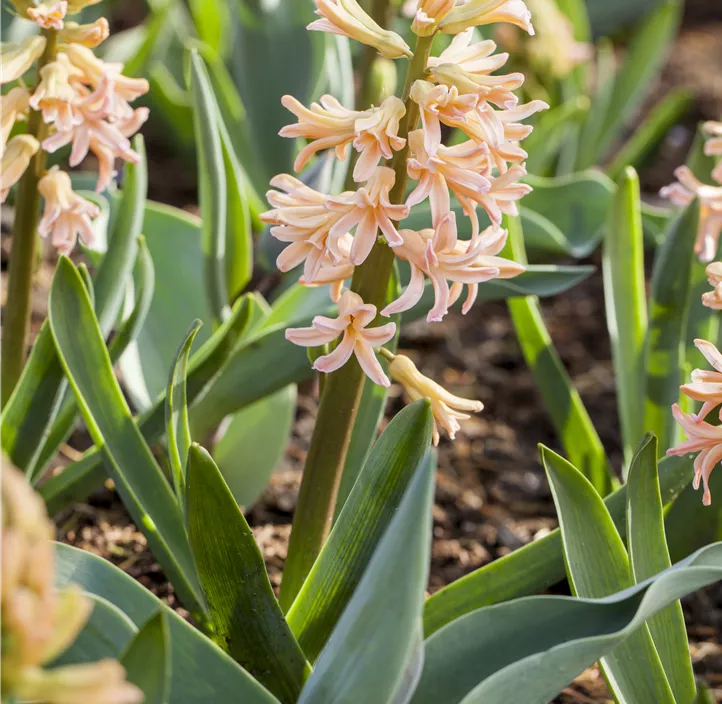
[309, 0, 413, 59]
[366, 57, 398, 103]
[60, 17, 110, 47]
[388, 353, 483, 444]
[0, 135, 39, 203]
[0, 35, 47, 85]
[412, 0, 456, 36]
[1, 87, 31, 153]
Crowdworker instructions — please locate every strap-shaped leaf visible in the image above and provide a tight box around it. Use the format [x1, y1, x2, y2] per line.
[603, 168, 648, 468]
[48, 257, 204, 614]
[543, 446, 676, 704]
[596, 0, 682, 161]
[423, 453, 694, 636]
[121, 612, 171, 704]
[32, 236, 156, 481]
[287, 401, 434, 661]
[412, 544, 722, 704]
[54, 543, 281, 703]
[186, 444, 310, 701]
[505, 215, 613, 495]
[644, 201, 699, 450]
[94, 135, 148, 333]
[627, 434, 695, 702]
[166, 321, 202, 504]
[188, 49, 229, 323]
[40, 295, 254, 515]
[298, 449, 435, 703]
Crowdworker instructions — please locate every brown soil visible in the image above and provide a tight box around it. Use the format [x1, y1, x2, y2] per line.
[2, 4, 722, 702]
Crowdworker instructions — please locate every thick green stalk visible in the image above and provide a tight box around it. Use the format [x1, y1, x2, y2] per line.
[279, 33, 435, 612]
[2, 30, 58, 407]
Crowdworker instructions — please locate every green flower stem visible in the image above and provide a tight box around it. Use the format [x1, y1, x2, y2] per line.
[1, 29, 58, 407]
[279, 33, 435, 612]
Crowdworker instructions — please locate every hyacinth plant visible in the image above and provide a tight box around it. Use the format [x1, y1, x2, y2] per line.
[3, 1, 722, 703]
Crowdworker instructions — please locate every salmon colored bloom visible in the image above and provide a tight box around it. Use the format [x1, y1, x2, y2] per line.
[27, 1, 67, 29]
[660, 166, 722, 262]
[59, 18, 110, 47]
[702, 262, 722, 310]
[286, 289, 396, 386]
[30, 61, 80, 132]
[61, 44, 149, 102]
[309, 0, 412, 59]
[428, 31, 523, 107]
[667, 404, 722, 506]
[299, 241, 355, 302]
[1, 87, 31, 153]
[410, 80, 479, 153]
[678, 338, 722, 423]
[479, 163, 532, 225]
[382, 211, 524, 321]
[326, 166, 410, 265]
[42, 76, 149, 193]
[440, 0, 534, 35]
[0, 36, 47, 85]
[261, 174, 347, 282]
[411, 0, 457, 36]
[37, 168, 100, 254]
[280, 94, 406, 181]
[1, 135, 39, 203]
[406, 128, 491, 234]
[387, 352, 483, 444]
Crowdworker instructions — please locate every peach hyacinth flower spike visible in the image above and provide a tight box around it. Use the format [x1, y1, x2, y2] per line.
[679, 339, 722, 423]
[286, 289, 396, 387]
[667, 404, 722, 506]
[387, 352, 484, 445]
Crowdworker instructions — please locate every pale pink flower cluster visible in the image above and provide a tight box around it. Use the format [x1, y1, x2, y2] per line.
[661, 122, 722, 264]
[668, 339, 722, 506]
[263, 0, 537, 441]
[1, 1, 147, 254]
